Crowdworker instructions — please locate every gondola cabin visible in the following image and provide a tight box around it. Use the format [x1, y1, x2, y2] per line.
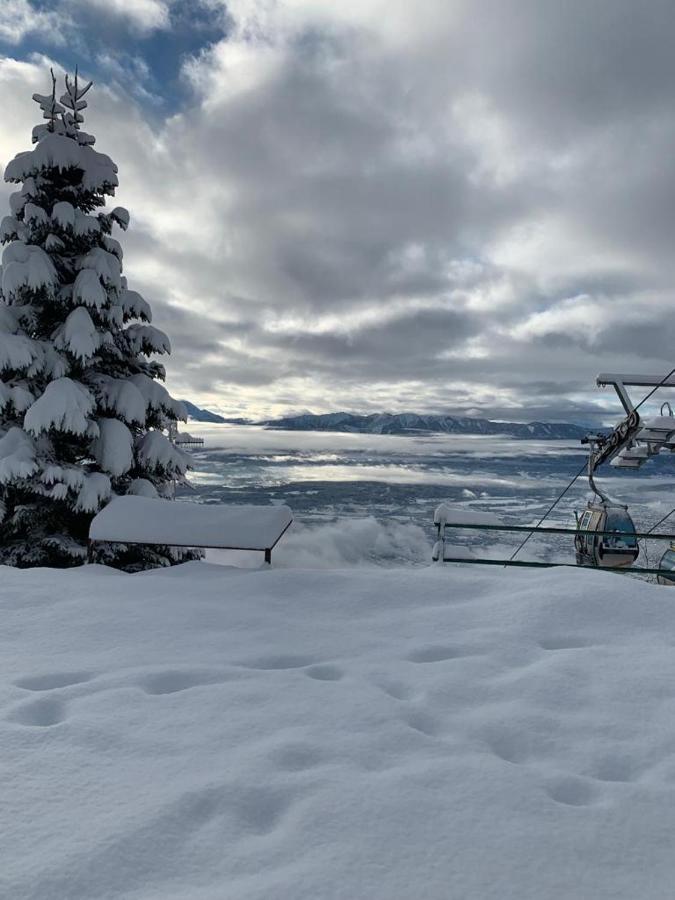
[574, 501, 639, 568]
[658, 545, 675, 585]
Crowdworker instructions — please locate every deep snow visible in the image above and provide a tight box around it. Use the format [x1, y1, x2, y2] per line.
[2, 561, 675, 899]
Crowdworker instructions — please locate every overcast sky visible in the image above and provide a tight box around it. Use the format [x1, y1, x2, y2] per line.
[1, 0, 674, 423]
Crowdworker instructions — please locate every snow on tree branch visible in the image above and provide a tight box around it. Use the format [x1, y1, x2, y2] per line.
[0, 72, 198, 569]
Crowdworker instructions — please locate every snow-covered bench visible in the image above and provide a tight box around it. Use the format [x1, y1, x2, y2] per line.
[89, 496, 293, 564]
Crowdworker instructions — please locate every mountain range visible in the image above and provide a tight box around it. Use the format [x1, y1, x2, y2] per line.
[179, 401, 248, 425]
[183, 402, 590, 439]
[261, 412, 589, 439]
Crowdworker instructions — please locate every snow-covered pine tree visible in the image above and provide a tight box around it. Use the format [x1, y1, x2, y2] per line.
[0, 71, 200, 570]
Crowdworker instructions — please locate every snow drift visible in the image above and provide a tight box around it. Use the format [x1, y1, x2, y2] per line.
[1, 561, 674, 899]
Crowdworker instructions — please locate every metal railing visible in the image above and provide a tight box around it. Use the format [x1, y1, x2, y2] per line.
[433, 519, 675, 578]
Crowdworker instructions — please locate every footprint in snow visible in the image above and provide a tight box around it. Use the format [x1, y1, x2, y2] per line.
[234, 786, 297, 835]
[374, 679, 413, 701]
[15, 671, 92, 691]
[407, 645, 474, 664]
[138, 669, 234, 695]
[538, 637, 593, 651]
[271, 742, 326, 771]
[545, 776, 599, 807]
[7, 696, 67, 727]
[482, 727, 536, 765]
[304, 664, 344, 681]
[402, 709, 441, 737]
[239, 654, 316, 671]
[589, 754, 639, 783]
[178, 784, 297, 836]
[478, 718, 559, 765]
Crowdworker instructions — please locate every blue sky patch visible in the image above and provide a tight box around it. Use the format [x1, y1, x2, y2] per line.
[1, 0, 229, 113]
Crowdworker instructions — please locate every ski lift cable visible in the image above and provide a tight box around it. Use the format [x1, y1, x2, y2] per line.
[506, 365, 675, 565]
[646, 507, 675, 535]
[505, 458, 589, 565]
[627, 369, 675, 541]
[632, 367, 675, 414]
[615, 366, 675, 546]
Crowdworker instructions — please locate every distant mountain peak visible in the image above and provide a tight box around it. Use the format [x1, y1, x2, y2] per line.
[262, 411, 589, 440]
[180, 401, 249, 425]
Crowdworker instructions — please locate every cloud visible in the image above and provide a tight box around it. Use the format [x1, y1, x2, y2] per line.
[2, 1, 675, 422]
[0, 0, 63, 44]
[0, 0, 174, 45]
[72, 0, 171, 33]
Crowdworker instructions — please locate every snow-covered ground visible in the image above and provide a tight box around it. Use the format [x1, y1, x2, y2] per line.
[2, 561, 675, 899]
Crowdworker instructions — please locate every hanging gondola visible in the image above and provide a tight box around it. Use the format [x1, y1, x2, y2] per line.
[657, 544, 675, 584]
[432, 371, 675, 577]
[574, 500, 639, 568]
[657, 544, 675, 585]
[574, 441, 639, 569]
[572, 392, 675, 571]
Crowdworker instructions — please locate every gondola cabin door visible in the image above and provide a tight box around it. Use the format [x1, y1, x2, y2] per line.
[575, 509, 602, 565]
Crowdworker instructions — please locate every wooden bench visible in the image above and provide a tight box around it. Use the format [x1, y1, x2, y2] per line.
[89, 496, 293, 565]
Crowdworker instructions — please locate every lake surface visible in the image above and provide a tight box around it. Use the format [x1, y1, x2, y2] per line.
[179, 423, 675, 569]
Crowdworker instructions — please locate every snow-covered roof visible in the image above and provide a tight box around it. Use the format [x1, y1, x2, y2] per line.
[90, 496, 293, 550]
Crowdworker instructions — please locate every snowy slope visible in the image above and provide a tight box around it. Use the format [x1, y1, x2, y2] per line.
[2, 562, 675, 899]
[180, 400, 228, 423]
[180, 400, 248, 424]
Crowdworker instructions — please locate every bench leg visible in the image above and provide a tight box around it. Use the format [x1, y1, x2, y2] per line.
[264, 548, 272, 565]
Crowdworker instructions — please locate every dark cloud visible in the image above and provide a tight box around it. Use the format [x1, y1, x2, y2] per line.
[257, 307, 480, 377]
[3, 1, 675, 419]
